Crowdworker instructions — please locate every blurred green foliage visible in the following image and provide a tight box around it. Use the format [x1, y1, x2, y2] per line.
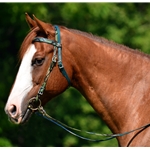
[1, 3, 150, 147]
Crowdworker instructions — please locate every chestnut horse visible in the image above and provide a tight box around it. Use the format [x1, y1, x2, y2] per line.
[5, 13, 150, 146]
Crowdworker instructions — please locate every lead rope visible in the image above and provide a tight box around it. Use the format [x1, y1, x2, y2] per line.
[35, 105, 150, 142]
[36, 105, 115, 142]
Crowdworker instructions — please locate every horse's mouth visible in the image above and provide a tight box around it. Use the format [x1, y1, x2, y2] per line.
[9, 108, 33, 124]
[7, 98, 41, 124]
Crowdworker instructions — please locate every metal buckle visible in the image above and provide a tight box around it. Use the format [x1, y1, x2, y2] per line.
[58, 61, 64, 69]
[56, 43, 62, 48]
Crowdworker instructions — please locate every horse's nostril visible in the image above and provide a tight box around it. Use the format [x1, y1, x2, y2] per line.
[9, 105, 17, 116]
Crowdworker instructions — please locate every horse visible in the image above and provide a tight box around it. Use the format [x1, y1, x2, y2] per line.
[4, 13, 150, 147]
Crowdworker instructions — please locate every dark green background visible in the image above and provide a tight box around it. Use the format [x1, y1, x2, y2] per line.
[1, 3, 150, 147]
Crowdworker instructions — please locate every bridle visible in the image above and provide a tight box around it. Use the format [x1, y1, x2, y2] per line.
[28, 25, 71, 111]
[27, 25, 150, 145]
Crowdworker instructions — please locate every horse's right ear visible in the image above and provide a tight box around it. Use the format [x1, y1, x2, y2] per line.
[33, 14, 55, 38]
[25, 13, 37, 29]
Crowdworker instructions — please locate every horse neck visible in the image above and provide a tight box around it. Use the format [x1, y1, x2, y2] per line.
[62, 29, 150, 146]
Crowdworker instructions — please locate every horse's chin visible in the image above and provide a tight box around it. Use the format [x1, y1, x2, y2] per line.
[9, 108, 33, 124]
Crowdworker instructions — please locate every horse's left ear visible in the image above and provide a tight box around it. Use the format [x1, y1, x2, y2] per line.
[25, 13, 37, 29]
[33, 14, 55, 37]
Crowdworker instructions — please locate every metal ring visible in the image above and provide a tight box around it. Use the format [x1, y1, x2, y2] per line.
[28, 97, 42, 111]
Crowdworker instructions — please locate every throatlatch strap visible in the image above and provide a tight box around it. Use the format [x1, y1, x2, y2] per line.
[54, 25, 71, 85]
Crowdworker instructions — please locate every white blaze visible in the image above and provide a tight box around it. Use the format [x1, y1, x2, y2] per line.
[5, 44, 36, 112]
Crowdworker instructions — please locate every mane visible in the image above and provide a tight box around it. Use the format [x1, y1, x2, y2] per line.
[19, 27, 39, 61]
[68, 28, 150, 58]
[19, 25, 150, 62]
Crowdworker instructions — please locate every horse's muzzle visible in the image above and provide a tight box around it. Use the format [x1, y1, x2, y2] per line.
[5, 105, 33, 124]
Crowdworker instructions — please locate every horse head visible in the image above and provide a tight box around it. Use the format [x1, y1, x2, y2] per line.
[5, 13, 73, 124]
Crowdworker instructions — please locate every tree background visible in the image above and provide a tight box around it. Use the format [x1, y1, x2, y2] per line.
[1, 3, 150, 147]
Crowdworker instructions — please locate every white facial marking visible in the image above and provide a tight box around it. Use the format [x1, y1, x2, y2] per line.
[6, 44, 36, 113]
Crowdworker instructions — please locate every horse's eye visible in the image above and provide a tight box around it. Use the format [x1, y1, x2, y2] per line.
[32, 58, 45, 66]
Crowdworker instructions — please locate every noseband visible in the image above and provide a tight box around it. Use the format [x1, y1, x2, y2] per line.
[28, 25, 71, 110]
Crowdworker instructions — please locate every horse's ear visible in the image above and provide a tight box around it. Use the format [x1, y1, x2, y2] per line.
[33, 14, 55, 37]
[25, 13, 37, 29]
